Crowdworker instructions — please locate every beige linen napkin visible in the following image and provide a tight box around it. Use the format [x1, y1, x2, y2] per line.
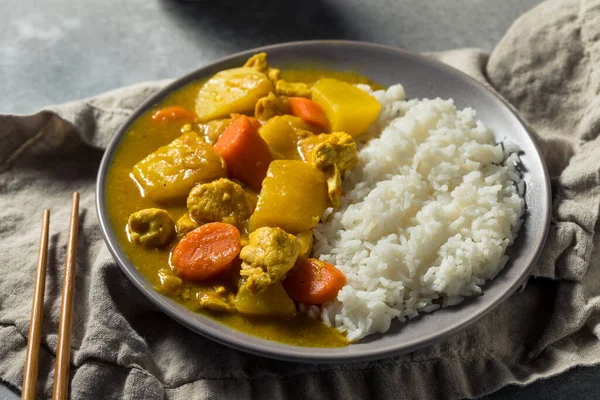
[2, 0, 600, 398]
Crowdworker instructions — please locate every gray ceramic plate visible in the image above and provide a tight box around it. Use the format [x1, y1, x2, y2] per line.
[96, 40, 551, 363]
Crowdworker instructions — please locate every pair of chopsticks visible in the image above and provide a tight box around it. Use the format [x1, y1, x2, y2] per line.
[22, 192, 80, 400]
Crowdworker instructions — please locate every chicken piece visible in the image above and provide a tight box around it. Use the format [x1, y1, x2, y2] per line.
[276, 80, 312, 98]
[155, 268, 183, 295]
[175, 213, 199, 236]
[304, 132, 357, 170]
[325, 173, 343, 209]
[187, 178, 254, 227]
[128, 208, 175, 247]
[267, 68, 281, 83]
[244, 52, 280, 83]
[197, 118, 232, 144]
[198, 286, 236, 313]
[296, 230, 314, 257]
[298, 133, 332, 161]
[243, 53, 270, 73]
[239, 227, 300, 293]
[309, 132, 357, 207]
[255, 92, 290, 121]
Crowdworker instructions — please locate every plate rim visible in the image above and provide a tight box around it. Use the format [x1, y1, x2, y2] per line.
[95, 40, 552, 363]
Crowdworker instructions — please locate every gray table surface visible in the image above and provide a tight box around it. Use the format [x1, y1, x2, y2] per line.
[2, 0, 599, 399]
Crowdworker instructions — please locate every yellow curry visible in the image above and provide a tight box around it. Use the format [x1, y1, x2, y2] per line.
[106, 53, 381, 347]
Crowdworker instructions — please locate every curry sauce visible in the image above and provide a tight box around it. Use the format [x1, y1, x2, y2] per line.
[105, 66, 378, 347]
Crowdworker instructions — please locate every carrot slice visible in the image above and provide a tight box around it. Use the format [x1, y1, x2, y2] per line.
[282, 257, 346, 305]
[288, 97, 329, 130]
[230, 113, 262, 130]
[152, 106, 198, 123]
[214, 115, 273, 190]
[171, 222, 241, 281]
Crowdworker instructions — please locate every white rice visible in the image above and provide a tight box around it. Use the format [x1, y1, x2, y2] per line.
[312, 84, 525, 341]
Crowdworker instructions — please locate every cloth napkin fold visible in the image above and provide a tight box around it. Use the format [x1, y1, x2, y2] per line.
[2, 0, 600, 398]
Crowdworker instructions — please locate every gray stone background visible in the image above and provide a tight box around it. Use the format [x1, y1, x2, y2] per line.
[1, 0, 599, 398]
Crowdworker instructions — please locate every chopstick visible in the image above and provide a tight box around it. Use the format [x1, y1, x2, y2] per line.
[52, 192, 80, 400]
[21, 209, 51, 400]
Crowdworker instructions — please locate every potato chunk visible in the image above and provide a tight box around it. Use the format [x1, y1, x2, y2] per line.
[249, 160, 327, 233]
[195, 67, 273, 122]
[128, 208, 175, 247]
[132, 131, 226, 204]
[312, 78, 381, 137]
[234, 283, 296, 317]
[258, 115, 315, 160]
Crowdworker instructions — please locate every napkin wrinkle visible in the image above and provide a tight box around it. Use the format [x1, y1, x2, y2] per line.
[3, 320, 523, 397]
[483, 0, 600, 365]
[0, 80, 169, 164]
[529, 234, 600, 359]
[51, 81, 169, 150]
[428, 49, 578, 183]
[425, 48, 491, 87]
[0, 112, 82, 174]
[70, 256, 165, 378]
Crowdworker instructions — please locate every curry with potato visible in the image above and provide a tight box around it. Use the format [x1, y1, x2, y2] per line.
[105, 53, 381, 346]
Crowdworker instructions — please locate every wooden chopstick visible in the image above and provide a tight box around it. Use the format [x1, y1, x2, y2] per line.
[22, 209, 51, 400]
[52, 192, 79, 400]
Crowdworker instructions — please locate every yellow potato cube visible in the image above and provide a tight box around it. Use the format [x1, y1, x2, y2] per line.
[258, 115, 316, 160]
[195, 67, 273, 122]
[132, 131, 226, 204]
[312, 78, 381, 137]
[249, 160, 327, 233]
[234, 283, 296, 317]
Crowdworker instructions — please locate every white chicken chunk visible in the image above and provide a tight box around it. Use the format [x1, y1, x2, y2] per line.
[239, 227, 300, 293]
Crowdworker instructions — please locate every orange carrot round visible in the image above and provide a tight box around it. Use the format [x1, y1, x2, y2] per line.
[288, 97, 329, 130]
[283, 257, 346, 305]
[171, 222, 241, 281]
[152, 106, 197, 123]
[214, 115, 273, 190]
[228, 113, 261, 129]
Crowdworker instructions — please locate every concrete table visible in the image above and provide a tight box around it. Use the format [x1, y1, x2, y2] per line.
[2, 0, 598, 399]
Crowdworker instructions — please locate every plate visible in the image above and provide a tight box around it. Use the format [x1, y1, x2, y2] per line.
[96, 41, 551, 363]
